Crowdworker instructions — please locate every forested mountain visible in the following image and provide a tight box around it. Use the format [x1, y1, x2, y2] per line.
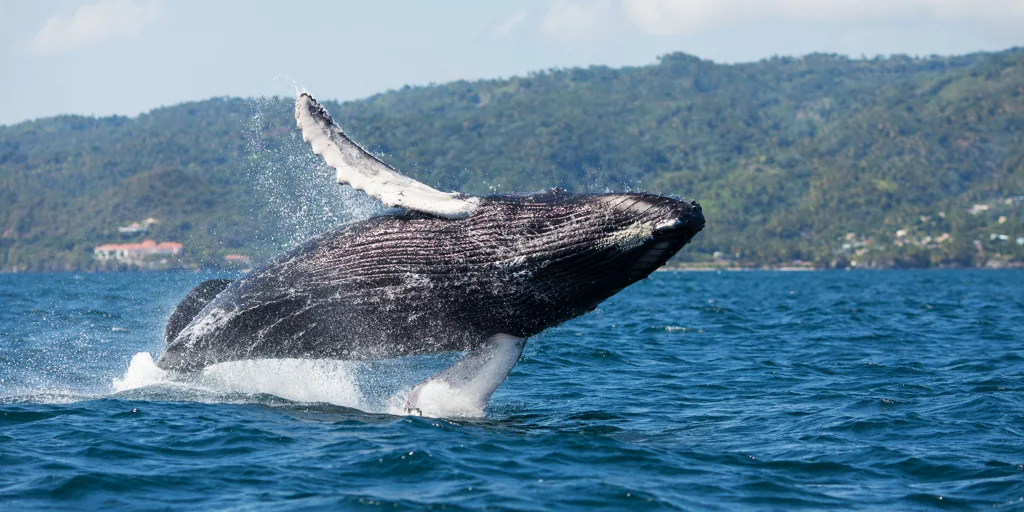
[1, 49, 1022, 271]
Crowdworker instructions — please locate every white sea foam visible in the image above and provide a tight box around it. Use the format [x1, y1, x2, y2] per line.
[199, 358, 363, 408]
[112, 351, 489, 418]
[112, 352, 169, 392]
[113, 352, 362, 408]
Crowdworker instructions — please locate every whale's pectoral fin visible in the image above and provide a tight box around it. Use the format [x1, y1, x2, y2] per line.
[404, 334, 525, 416]
[295, 92, 480, 219]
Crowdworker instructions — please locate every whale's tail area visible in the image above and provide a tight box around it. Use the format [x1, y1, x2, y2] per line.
[164, 279, 234, 345]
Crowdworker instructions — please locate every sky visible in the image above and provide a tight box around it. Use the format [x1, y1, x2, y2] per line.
[1, 0, 1023, 126]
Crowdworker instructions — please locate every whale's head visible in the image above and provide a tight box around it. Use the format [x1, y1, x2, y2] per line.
[481, 191, 704, 334]
[593, 193, 704, 280]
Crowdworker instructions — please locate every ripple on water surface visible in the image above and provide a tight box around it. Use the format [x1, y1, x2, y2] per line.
[1, 270, 1023, 510]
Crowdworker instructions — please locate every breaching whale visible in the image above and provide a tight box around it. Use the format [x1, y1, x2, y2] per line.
[157, 93, 704, 413]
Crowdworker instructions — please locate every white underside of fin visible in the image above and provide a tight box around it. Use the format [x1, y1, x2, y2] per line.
[295, 93, 480, 219]
[403, 334, 525, 417]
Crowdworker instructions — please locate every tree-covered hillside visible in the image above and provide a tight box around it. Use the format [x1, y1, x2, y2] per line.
[1, 49, 1022, 271]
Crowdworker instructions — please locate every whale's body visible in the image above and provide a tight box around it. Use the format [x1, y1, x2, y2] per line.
[156, 93, 704, 412]
[159, 192, 702, 371]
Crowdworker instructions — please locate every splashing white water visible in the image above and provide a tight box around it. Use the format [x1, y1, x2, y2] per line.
[113, 352, 363, 409]
[112, 352, 489, 418]
[113, 352, 169, 392]
[244, 93, 383, 253]
[201, 358, 363, 407]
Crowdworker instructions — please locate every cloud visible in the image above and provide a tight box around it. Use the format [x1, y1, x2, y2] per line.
[623, 0, 1024, 35]
[28, 0, 161, 55]
[541, 0, 614, 42]
[493, 9, 530, 39]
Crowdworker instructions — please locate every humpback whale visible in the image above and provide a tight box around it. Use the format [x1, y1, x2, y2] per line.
[157, 93, 704, 413]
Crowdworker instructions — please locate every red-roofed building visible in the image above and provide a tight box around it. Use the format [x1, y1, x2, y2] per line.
[94, 240, 184, 265]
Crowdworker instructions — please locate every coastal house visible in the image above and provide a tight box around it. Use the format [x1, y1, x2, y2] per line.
[93, 240, 183, 265]
[117, 217, 160, 234]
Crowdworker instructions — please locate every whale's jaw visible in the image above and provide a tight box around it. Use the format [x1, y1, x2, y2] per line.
[510, 192, 703, 313]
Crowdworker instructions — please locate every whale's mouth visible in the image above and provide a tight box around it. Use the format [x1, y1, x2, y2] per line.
[632, 240, 674, 274]
[628, 207, 703, 276]
[655, 202, 704, 241]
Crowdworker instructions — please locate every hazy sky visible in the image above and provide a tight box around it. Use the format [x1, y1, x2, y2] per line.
[1, 0, 1023, 125]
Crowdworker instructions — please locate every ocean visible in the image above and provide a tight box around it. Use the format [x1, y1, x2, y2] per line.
[1, 270, 1022, 510]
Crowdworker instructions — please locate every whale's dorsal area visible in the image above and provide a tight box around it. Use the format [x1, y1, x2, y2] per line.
[295, 93, 481, 219]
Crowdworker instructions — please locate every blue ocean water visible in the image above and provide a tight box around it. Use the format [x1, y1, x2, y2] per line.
[1, 270, 1022, 510]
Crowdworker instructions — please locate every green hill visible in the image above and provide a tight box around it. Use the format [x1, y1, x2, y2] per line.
[1, 49, 1022, 272]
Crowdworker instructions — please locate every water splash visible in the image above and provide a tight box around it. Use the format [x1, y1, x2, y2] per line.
[112, 351, 487, 418]
[243, 91, 383, 253]
[112, 352, 169, 392]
